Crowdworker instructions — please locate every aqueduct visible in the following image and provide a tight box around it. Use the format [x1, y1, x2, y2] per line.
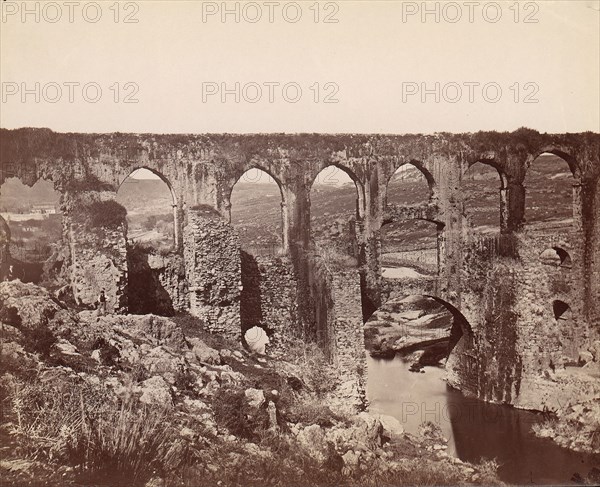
[1, 127, 598, 410]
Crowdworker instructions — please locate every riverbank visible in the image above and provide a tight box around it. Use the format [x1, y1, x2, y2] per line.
[366, 355, 600, 485]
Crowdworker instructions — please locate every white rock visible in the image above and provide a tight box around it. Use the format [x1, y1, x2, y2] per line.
[244, 388, 265, 408]
[140, 376, 173, 406]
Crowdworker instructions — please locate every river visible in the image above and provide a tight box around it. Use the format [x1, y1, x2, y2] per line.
[366, 355, 600, 485]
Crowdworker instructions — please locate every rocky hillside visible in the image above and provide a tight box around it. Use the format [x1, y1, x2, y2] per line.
[364, 295, 453, 370]
[0, 281, 502, 487]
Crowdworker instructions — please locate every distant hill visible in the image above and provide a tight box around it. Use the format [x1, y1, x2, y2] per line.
[116, 179, 173, 216]
[0, 178, 59, 212]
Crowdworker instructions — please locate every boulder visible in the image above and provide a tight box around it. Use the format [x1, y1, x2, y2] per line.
[244, 388, 265, 408]
[579, 351, 594, 365]
[375, 414, 404, 438]
[342, 450, 360, 468]
[297, 424, 328, 462]
[54, 339, 80, 356]
[190, 338, 221, 365]
[0, 281, 77, 333]
[124, 315, 187, 351]
[353, 412, 384, 449]
[139, 376, 173, 406]
[140, 346, 187, 383]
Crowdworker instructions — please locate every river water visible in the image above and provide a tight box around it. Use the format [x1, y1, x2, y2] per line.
[367, 355, 600, 485]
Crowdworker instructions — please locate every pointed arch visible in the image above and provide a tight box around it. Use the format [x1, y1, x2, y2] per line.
[309, 163, 365, 220]
[462, 160, 507, 232]
[117, 167, 176, 251]
[229, 166, 286, 254]
[524, 152, 575, 231]
[118, 166, 177, 206]
[387, 161, 436, 206]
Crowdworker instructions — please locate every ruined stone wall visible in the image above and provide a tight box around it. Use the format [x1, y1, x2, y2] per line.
[449, 230, 595, 408]
[183, 207, 240, 339]
[126, 247, 188, 315]
[330, 269, 366, 407]
[64, 191, 128, 312]
[155, 253, 188, 311]
[0, 217, 10, 280]
[240, 252, 299, 353]
[1, 128, 599, 411]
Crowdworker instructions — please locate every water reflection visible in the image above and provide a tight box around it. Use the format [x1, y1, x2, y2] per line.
[367, 355, 600, 485]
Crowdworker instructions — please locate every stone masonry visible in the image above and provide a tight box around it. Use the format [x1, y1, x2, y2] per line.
[1, 127, 598, 411]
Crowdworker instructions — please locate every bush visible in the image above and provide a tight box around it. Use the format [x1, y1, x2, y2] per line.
[72, 200, 127, 230]
[212, 386, 269, 440]
[285, 340, 338, 397]
[285, 399, 344, 427]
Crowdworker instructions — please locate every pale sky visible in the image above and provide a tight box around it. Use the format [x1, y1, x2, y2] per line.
[1, 1, 599, 134]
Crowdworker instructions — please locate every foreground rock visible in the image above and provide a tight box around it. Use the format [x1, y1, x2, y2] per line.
[0, 280, 502, 487]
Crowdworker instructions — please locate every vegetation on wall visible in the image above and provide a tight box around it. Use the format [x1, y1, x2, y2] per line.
[71, 200, 127, 230]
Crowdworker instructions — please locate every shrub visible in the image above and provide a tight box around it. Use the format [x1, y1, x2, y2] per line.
[285, 399, 344, 427]
[72, 200, 127, 230]
[285, 339, 338, 397]
[7, 376, 181, 485]
[212, 386, 269, 440]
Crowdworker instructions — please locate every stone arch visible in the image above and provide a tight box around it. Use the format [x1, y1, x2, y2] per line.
[364, 293, 473, 366]
[462, 159, 507, 232]
[523, 151, 577, 231]
[0, 176, 63, 283]
[309, 164, 364, 263]
[118, 166, 177, 205]
[117, 167, 178, 251]
[540, 247, 572, 268]
[309, 163, 365, 219]
[387, 161, 436, 205]
[528, 148, 579, 179]
[228, 166, 287, 253]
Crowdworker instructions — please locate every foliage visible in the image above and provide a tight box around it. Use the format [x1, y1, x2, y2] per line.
[309, 243, 358, 275]
[71, 200, 127, 230]
[285, 339, 339, 397]
[285, 399, 344, 427]
[212, 386, 270, 440]
[65, 174, 113, 192]
[5, 375, 181, 485]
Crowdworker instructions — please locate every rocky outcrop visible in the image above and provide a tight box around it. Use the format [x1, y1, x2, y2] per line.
[364, 296, 452, 368]
[0, 280, 501, 486]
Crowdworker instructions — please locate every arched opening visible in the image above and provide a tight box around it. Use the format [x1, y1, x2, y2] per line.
[365, 294, 473, 444]
[230, 168, 285, 351]
[380, 219, 440, 278]
[310, 165, 362, 266]
[553, 300, 571, 320]
[462, 161, 504, 233]
[117, 168, 177, 316]
[540, 247, 572, 268]
[387, 163, 434, 207]
[524, 153, 574, 232]
[230, 168, 284, 255]
[0, 177, 63, 286]
[116, 168, 176, 253]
